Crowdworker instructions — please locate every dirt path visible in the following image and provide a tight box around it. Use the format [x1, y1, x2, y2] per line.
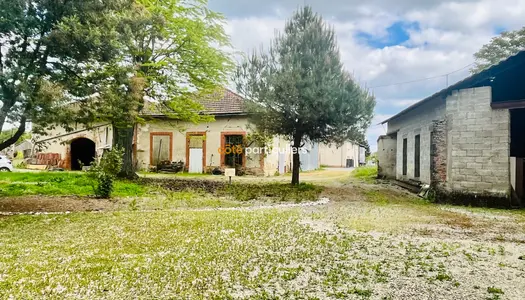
[0, 197, 331, 216]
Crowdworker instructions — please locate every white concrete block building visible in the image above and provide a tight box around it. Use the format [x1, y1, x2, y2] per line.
[377, 51, 525, 208]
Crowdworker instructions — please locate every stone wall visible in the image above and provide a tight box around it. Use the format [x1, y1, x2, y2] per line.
[33, 123, 112, 169]
[388, 97, 446, 184]
[430, 120, 447, 186]
[445, 86, 510, 195]
[136, 116, 268, 174]
[377, 135, 397, 179]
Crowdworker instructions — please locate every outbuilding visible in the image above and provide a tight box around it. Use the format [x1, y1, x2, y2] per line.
[378, 51, 525, 207]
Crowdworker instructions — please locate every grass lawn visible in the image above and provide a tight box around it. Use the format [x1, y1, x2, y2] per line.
[0, 172, 325, 213]
[0, 170, 524, 299]
[351, 166, 378, 182]
[0, 172, 146, 198]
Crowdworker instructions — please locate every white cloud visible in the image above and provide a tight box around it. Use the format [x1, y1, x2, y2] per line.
[216, 0, 525, 152]
[406, 0, 525, 32]
[377, 98, 420, 108]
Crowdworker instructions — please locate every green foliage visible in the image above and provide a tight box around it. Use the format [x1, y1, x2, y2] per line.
[487, 286, 504, 294]
[0, 0, 133, 151]
[472, 26, 525, 73]
[75, 0, 234, 177]
[245, 127, 274, 155]
[366, 152, 378, 164]
[234, 6, 375, 185]
[352, 166, 378, 182]
[87, 148, 124, 198]
[0, 130, 31, 147]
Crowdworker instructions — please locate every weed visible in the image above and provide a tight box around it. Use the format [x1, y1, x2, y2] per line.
[352, 166, 377, 182]
[487, 287, 504, 294]
[128, 199, 138, 211]
[434, 272, 453, 281]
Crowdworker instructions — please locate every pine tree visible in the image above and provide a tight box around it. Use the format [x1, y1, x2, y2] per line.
[235, 6, 375, 185]
[0, 0, 132, 151]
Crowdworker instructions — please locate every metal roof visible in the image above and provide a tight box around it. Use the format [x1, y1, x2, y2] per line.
[381, 50, 525, 124]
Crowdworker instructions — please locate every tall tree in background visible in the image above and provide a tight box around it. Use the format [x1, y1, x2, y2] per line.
[84, 0, 233, 178]
[472, 26, 525, 73]
[0, 0, 131, 151]
[235, 6, 375, 185]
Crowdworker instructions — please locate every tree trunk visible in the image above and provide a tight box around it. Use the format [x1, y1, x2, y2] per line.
[0, 116, 27, 151]
[291, 134, 302, 185]
[113, 125, 138, 179]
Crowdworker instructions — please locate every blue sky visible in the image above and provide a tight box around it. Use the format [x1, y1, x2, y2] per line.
[209, 0, 525, 151]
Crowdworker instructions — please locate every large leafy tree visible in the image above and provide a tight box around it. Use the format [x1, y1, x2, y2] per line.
[0, 0, 131, 151]
[79, 0, 233, 178]
[472, 26, 525, 73]
[235, 6, 375, 185]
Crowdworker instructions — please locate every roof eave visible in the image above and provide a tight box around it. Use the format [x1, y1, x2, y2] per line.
[380, 50, 525, 125]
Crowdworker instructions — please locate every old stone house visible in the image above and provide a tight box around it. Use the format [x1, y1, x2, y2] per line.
[34, 89, 292, 175]
[33, 89, 325, 175]
[377, 51, 525, 207]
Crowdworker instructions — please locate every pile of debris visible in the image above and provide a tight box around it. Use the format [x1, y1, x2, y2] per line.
[153, 160, 184, 173]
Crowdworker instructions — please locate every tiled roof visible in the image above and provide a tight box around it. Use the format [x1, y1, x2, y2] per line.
[142, 88, 245, 117]
[199, 89, 245, 115]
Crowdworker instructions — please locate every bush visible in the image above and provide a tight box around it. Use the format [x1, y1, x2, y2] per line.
[87, 148, 124, 198]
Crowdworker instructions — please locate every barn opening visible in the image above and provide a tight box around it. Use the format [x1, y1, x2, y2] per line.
[402, 138, 408, 176]
[414, 134, 421, 178]
[70, 138, 96, 171]
[510, 108, 525, 205]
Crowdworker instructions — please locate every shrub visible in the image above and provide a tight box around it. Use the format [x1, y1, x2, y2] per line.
[87, 148, 124, 198]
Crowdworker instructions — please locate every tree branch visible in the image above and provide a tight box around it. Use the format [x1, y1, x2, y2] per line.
[48, 61, 83, 80]
[0, 115, 27, 151]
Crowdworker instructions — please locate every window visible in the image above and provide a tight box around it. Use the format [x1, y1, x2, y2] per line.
[414, 135, 421, 178]
[402, 138, 408, 176]
[224, 134, 244, 167]
[150, 133, 172, 166]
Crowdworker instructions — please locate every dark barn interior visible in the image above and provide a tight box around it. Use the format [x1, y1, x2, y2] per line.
[70, 138, 96, 171]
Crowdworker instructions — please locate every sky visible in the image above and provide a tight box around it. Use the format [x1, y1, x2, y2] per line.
[208, 0, 525, 152]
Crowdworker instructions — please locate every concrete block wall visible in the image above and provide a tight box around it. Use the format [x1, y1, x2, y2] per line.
[388, 97, 446, 184]
[377, 135, 397, 179]
[445, 86, 510, 195]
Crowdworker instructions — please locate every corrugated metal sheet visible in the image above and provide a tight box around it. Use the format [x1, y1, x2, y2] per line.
[300, 142, 319, 171]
